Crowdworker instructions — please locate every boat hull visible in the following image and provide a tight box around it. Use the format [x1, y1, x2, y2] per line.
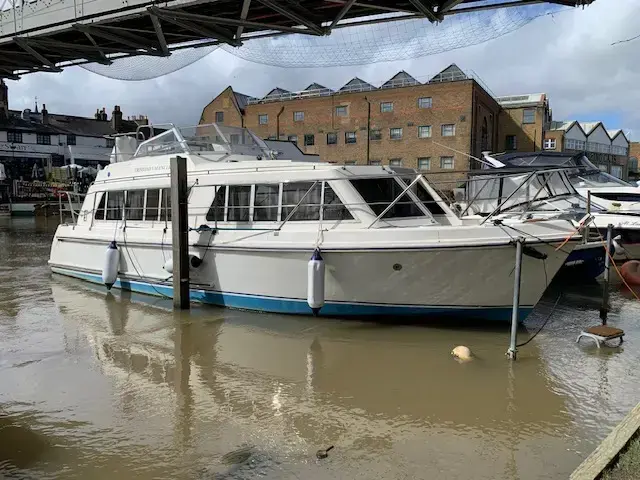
[50, 235, 573, 322]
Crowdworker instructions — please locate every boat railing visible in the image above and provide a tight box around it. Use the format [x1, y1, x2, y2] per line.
[58, 190, 86, 224]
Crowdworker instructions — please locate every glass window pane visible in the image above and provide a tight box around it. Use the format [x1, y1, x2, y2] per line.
[95, 192, 106, 220]
[350, 178, 425, 218]
[160, 189, 171, 221]
[253, 184, 279, 221]
[106, 191, 124, 220]
[145, 189, 159, 221]
[206, 186, 226, 222]
[228, 186, 251, 222]
[282, 182, 321, 221]
[126, 190, 145, 221]
[323, 183, 353, 221]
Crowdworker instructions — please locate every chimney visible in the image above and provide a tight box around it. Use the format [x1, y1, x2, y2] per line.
[101, 108, 107, 121]
[111, 105, 122, 132]
[95, 108, 100, 120]
[0, 80, 8, 119]
[42, 103, 48, 124]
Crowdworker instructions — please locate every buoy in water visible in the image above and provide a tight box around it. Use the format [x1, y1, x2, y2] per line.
[451, 345, 473, 362]
[307, 249, 325, 316]
[620, 260, 640, 285]
[102, 240, 120, 290]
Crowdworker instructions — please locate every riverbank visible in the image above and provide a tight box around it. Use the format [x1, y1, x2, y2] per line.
[602, 436, 640, 480]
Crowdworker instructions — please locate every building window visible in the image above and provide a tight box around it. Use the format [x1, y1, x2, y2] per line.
[106, 138, 115, 148]
[294, 111, 304, 122]
[390, 128, 403, 140]
[258, 114, 268, 125]
[380, 102, 393, 113]
[441, 124, 455, 137]
[611, 165, 623, 179]
[544, 138, 556, 150]
[418, 97, 432, 109]
[417, 157, 431, 171]
[304, 134, 315, 146]
[506, 135, 517, 150]
[370, 129, 382, 140]
[7, 131, 22, 143]
[215, 111, 224, 123]
[368, 159, 381, 166]
[389, 158, 402, 166]
[523, 109, 535, 124]
[440, 156, 454, 169]
[327, 132, 338, 145]
[418, 125, 432, 138]
[37, 133, 51, 145]
[345, 131, 357, 144]
[288, 135, 298, 145]
[344, 160, 356, 165]
[67, 134, 76, 145]
[335, 105, 348, 117]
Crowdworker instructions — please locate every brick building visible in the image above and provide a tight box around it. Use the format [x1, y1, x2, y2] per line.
[495, 94, 551, 152]
[200, 65, 500, 184]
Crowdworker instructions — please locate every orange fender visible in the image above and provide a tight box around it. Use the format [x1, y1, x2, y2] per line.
[620, 260, 640, 286]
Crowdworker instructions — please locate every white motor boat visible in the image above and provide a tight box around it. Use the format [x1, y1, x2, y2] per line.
[49, 124, 586, 322]
[482, 151, 640, 259]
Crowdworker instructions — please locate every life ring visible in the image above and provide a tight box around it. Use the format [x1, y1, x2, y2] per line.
[620, 260, 640, 286]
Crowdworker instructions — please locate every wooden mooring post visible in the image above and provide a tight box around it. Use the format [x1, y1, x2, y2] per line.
[171, 155, 190, 310]
[570, 402, 640, 480]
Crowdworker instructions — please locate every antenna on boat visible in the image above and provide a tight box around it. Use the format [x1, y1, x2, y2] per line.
[432, 141, 498, 169]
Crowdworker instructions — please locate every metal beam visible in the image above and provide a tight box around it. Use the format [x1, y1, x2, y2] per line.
[151, 12, 240, 46]
[13, 38, 62, 71]
[236, 0, 252, 39]
[407, 0, 439, 22]
[149, 7, 315, 37]
[329, 0, 357, 29]
[438, 0, 465, 14]
[82, 32, 112, 65]
[255, 0, 325, 35]
[25, 37, 145, 55]
[73, 24, 161, 55]
[150, 14, 170, 56]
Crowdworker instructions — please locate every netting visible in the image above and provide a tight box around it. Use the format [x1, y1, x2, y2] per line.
[81, 1, 567, 81]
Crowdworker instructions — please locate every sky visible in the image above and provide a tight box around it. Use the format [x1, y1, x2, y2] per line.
[6, 0, 640, 139]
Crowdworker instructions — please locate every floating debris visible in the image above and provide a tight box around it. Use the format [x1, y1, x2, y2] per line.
[451, 346, 473, 362]
[316, 446, 334, 459]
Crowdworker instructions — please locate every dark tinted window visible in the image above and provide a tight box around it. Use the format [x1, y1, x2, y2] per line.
[106, 191, 124, 220]
[323, 183, 353, 220]
[160, 189, 171, 221]
[125, 190, 145, 220]
[400, 177, 446, 215]
[253, 184, 279, 221]
[350, 178, 426, 218]
[145, 189, 159, 221]
[95, 193, 105, 220]
[206, 186, 226, 222]
[228, 186, 251, 222]
[595, 193, 640, 202]
[282, 182, 321, 221]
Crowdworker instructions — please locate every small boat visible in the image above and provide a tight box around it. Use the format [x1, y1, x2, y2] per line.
[48, 123, 586, 322]
[482, 151, 640, 260]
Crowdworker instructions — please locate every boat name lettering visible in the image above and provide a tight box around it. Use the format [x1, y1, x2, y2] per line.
[134, 165, 170, 173]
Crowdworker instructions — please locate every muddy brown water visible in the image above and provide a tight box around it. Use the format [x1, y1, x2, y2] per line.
[1, 216, 640, 479]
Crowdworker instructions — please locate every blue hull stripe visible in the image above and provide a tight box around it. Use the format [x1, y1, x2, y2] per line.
[51, 267, 533, 322]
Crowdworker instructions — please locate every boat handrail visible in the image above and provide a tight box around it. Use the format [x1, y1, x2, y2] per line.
[58, 190, 87, 225]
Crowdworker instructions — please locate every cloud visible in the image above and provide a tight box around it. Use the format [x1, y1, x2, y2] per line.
[6, 0, 640, 138]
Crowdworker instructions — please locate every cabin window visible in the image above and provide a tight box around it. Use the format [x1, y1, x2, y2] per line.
[322, 183, 353, 221]
[253, 184, 279, 221]
[206, 186, 227, 222]
[400, 177, 446, 215]
[125, 190, 145, 221]
[95, 192, 106, 220]
[350, 178, 426, 219]
[227, 186, 251, 222]
[160, 189, 171, 221]
[145, 189, 159, 221]
[282, 182, 321, 221]
[106, 191, 125, 220]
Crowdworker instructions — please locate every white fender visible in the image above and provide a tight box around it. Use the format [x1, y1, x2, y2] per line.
[163, 254, 203, 274]
[307, 249, 325, 316]
[102, 240, 120, 290]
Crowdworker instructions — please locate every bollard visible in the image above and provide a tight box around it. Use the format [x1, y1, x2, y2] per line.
[507, 237, 524, 361]
[171, 155, 190, 310]
[600, 224, 613, 323]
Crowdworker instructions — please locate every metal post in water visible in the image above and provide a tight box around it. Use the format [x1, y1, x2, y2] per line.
[171, 155, 190, 310]
[600, 223, 614, 323]
[507, 237, 524, 361]
[585, 190, 591, 243]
